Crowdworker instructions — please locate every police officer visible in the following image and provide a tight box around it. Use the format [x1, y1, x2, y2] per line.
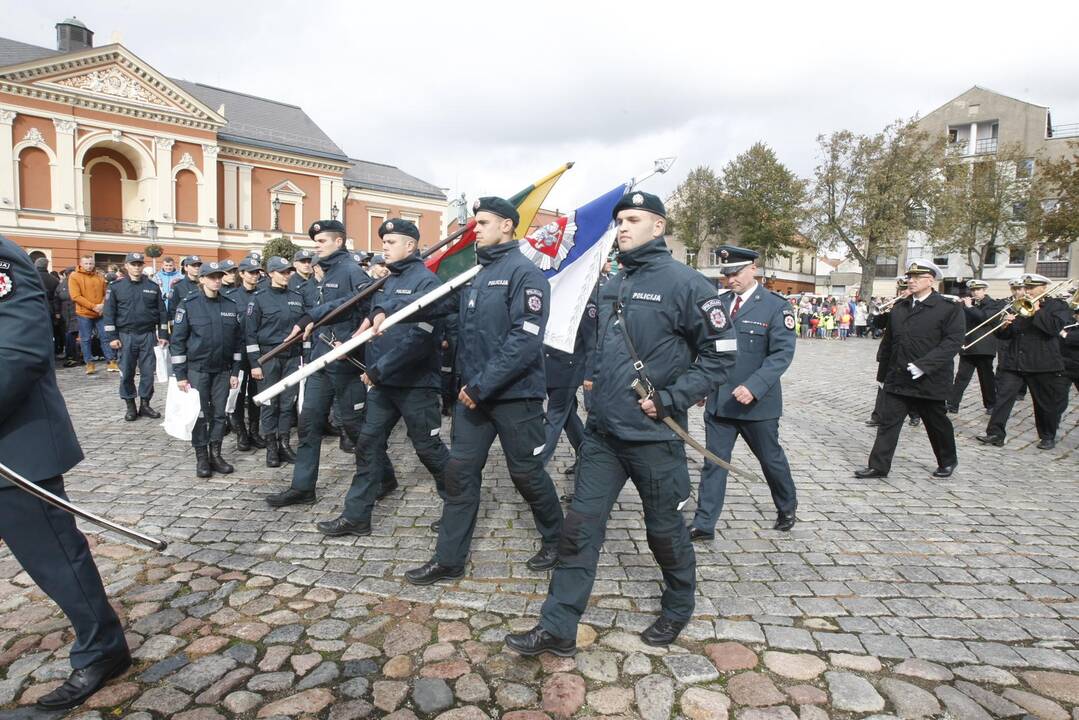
[317, 218, 450, 536]
[229, 257, 267, 451]
[289, 248, 321, 307]
[505, 191, 736, 657]
[689, 244, 797, 538]
[855, 259, 964, 479]
[976, 273, 1073, 450]
[0, 234, 132, 711]
[167, 255, 202, 312]
[404, 197, 564, 585]
[103, 251, 169, 421]
[245, 257, 306, 467]
[171, 261, 244, 478]
[540, 294, 597, 481]
[266, 219, 372, 507]
[947, 279, 1002, 414]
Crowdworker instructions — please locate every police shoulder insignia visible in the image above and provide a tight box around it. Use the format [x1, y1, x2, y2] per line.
[246, 302, 255, 317]
[0, 266, 14, 302]
[524, 287, 544, 314]
[783, 313, 796, 330]
[175, 306, 186, 324]
[698, 297, 728, 332]
[587, 304, 597, 319]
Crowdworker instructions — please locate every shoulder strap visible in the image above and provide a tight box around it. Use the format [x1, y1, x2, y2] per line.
[613, 286, 655, 396]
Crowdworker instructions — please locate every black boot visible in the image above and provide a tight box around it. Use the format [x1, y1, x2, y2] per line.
[195, 446, 212, 478]
[278, 432, 297, 463]
[124, 399, 137, 422]
[232, 415, 251, 451]
[340, 433, 356, 453]
[504, 625, 577, 657]
[138, 399, 161, 419]
[210, 442, 234, 474]
[248, 418, 267, 449]
[265, 434, 281, 468]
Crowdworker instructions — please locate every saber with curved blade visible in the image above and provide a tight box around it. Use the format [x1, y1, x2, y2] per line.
[0, 461, 168, 551]
[255, 264, 482, 405]
[630, 379, 763, 483]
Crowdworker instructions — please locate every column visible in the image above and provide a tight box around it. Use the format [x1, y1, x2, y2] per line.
[238, 164, 252, 230]
[52, 119, 77, 230]
[0, 110, 15, 226]
[201, 143, 219, 228]
[153, 136, 174, 222]
[319, 176, 332, 219]
[968, 122, 978, 156]
[223, 162, 237, 229]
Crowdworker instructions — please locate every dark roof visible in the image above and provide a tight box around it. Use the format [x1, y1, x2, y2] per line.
[0, 35, 347, 162]
[171, 79, 348, 161]
[345, 158, 445, 200]
[0, 36, 60, 66]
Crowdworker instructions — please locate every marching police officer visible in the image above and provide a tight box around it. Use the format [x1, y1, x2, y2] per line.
[289, 248, 321, 307]
[266, 219, 372, 507]
[171, 261, 243, 478]
[976, 273, 1073, 450]
[245, 257, 307, 467]
[539, 294, 597, 480]
[229, 257, 268, 451]
[167, 255, 202, 312]
[947, 279, 1001, 414]
[103, 251, 169, 421]
[855, 259, 964, 479]
[0, 234, 132, 711]
[317, 218, 449, 537]
[689, 244, 797, 538]
[505, 191, 737, 656]
[404, 197, 564, 585]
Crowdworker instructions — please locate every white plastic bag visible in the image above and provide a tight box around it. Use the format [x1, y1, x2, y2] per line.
[225, 370, 245, 413]
[162, 377, 201, 441]
[153, 345, 171, 383]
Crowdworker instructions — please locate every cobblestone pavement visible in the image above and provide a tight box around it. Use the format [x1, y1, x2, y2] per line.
[1, 338, 1077, 719]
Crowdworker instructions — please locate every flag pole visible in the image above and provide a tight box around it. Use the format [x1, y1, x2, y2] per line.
[629, 156, 676, 189]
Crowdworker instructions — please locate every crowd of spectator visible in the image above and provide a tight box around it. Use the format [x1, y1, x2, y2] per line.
[789, 295, 882, 340]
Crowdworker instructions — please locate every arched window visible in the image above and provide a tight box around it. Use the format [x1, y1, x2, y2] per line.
[175, 169, 198, 224]
[18, 147, 51, 210]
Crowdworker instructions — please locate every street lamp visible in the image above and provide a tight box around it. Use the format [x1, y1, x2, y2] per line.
[146, 219, 159, 272]
[330, 201, 339, 221]
[272, 194, 281, 232]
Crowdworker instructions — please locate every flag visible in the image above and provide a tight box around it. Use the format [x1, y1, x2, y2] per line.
[520, 183, 630, 353]
[425, 162, 573, 280]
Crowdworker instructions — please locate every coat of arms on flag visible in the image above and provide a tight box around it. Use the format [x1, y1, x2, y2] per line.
[520, 216, 577, 271]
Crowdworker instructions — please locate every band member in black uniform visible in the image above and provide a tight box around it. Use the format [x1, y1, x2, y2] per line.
[947, 279, 1002, 414]
[855, 260, 964, 479]
[867, 277, 920, 428]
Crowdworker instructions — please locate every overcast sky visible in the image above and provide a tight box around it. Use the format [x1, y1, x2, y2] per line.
[4, 0, 1079, 213]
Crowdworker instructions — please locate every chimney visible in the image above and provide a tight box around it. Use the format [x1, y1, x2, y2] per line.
[56, 17, 94, 53]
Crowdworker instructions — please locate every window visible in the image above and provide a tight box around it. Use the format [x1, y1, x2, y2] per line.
[984, 243, 997, 266]
[18, 147, 51, 210]
[1008, 247, 1025, 265]
[947, 128, 958, 144]
[93, 253, 126, 271]
[1037, 245, 1068, 262]
[685, 250, 697, 267]
[174, 170, 198, 224]
[1012, 202, 1027, 221]
[933, 254, 949, 267]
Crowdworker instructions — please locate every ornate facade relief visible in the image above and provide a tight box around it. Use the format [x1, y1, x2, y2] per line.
[49, 66, 172, 108]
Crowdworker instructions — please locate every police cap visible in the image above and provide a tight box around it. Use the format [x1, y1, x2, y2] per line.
[715, 244, 759, 275]
[308, 219, 346, 240]
[293, 249, 315, 261]
[472, 196, 519, 227]
[198, 261, 228, 277]
[378, 218, 420, 241]
[612, 190, 666, 220]
[266, 256, 293, 274]
[181, 255, 203, 267]
[124, 251, 145, 264]
[237, 258, 261, 273]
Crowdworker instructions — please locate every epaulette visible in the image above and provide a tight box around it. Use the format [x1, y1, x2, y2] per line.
[770, 290, 789, 301]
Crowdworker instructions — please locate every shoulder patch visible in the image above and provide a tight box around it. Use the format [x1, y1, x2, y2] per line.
[0, 267, 14, 302]
[524, 287, 544, 315]
[174, 306, 186, 324]
[698, 297, 729, 332]
[587, 304, 597, 319]
[783, 313, 796, 330]
[246, 301, 255, 317]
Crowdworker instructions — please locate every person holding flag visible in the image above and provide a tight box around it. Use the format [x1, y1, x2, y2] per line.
[506, 190, 737, 656]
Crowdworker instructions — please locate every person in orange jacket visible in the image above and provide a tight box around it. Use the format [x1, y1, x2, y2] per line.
[67, 255, 117, 374]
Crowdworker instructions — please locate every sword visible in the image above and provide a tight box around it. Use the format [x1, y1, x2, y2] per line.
[630, 379, 763, 483]
[317, 333, 366, 371]
[0, 461, 168, 551]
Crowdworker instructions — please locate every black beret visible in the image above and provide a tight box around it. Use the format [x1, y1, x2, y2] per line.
[472, 196, 519, 227]
[714, 244, 759, 275]
[308, 219, 346, 240]
[378, 218, 420, 241]
[612, 190, 666, 220]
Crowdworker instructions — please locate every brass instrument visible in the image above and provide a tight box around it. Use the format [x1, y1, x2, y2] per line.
[962, 279, 1076, 350]
[875, 294, 906, 311]
[1064, 286, 1079, 312]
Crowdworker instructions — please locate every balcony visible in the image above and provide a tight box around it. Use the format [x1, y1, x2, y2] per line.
[1036, 260, 1070, 278]
[874, 263, 898, 277]
[1049, 122, 1079, 139]
[974, 137, 998, 155]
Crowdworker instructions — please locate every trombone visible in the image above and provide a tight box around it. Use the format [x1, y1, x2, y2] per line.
[962, 279, 1076, 350]
[875, 294, 906, 312]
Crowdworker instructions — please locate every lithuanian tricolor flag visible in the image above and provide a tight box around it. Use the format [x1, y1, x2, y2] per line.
[426, 162, 573, 280]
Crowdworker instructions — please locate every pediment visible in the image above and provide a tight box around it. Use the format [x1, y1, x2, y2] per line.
[0, 44, 225, 130]
[269, 180, 306, 197]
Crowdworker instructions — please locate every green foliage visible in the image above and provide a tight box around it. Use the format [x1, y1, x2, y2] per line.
[810, 117, 945, 299]
[720, 142, 808, 261]
[144, 243, 163, 258]
[262, 235, 300, 262]
[1036, 142, 1079, 252]
[666, 166, 724, 268]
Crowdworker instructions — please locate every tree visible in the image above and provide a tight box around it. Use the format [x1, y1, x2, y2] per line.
[665, 166, 724, 268]
[1036, 142, 1079, 252]
[927, 143, 1044, 279]
[263, 235, 300, 261]
[810, 118, 945, 300]
[720, 142, 808, 262]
